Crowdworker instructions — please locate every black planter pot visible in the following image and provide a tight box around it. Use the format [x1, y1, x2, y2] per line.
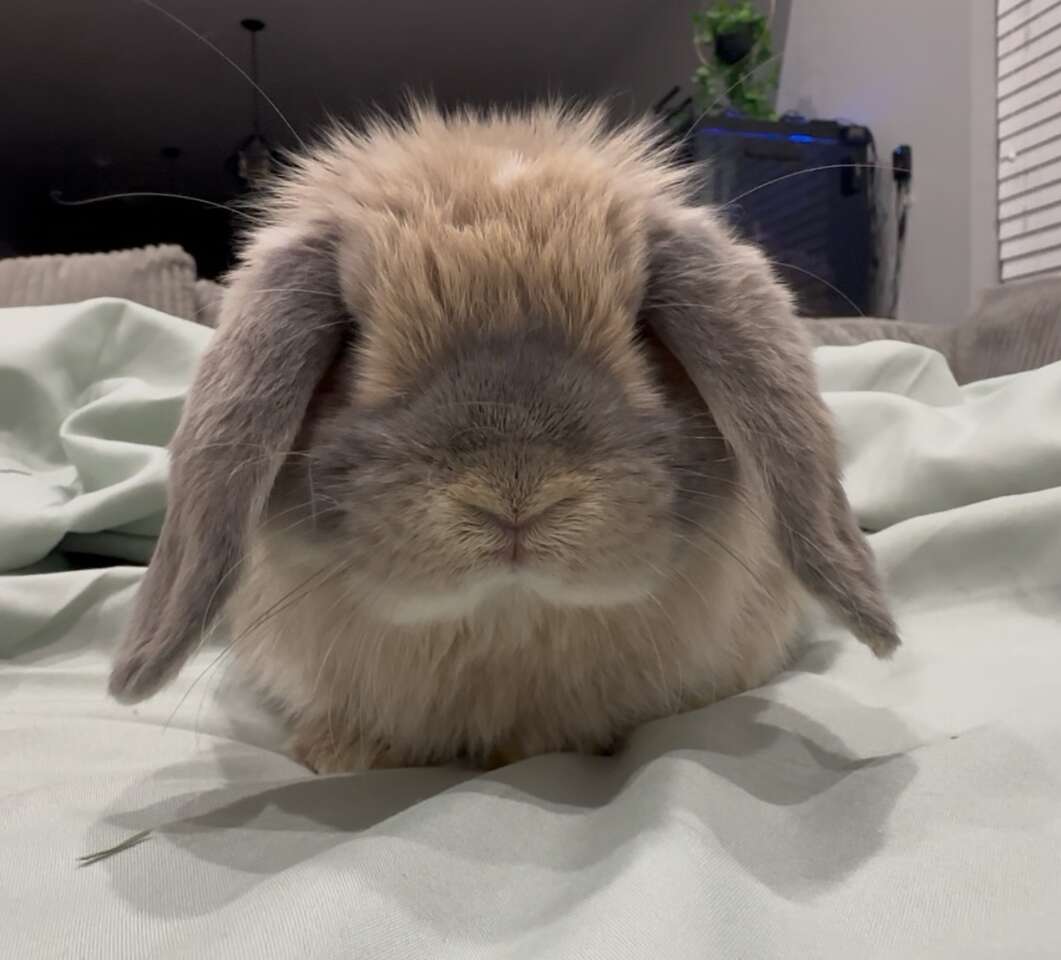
[714, 22, 758, 64]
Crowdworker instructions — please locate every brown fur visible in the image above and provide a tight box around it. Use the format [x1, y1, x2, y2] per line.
[108, 103, 898, 771]
[264, 105, 681, 403]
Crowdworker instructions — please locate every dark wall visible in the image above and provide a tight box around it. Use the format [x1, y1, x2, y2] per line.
[3, 161, 239, 277]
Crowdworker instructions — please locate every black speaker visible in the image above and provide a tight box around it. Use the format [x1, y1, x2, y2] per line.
[689, 115, 880, 317]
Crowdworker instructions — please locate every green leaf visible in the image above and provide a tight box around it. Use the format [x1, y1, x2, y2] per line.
[690, 0, 779, 119]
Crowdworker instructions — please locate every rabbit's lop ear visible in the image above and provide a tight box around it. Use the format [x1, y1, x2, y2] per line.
[109, 230, 351, 703]
[643, 209, 899, 658]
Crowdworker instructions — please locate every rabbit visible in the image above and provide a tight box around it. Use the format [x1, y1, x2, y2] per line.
[108, 103, 899, 772]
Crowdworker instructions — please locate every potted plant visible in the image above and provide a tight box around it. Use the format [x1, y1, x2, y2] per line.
[692, 1, 778, 119]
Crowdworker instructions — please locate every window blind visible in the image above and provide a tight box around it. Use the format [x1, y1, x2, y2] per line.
[998, 0, 1061, 280]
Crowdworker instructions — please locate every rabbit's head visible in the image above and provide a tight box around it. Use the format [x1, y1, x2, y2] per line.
[109, 105, 898, 703]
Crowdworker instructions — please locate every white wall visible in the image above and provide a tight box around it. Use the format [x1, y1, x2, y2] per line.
[778, 0, 997, 323]
[970, 3, 999, 301]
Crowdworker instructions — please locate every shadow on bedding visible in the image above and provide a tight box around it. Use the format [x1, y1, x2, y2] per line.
[85, 680, 917, 921]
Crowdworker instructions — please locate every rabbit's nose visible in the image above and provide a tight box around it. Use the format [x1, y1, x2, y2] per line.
[457, 492, 579, 564]
[464, 505, 531, 564]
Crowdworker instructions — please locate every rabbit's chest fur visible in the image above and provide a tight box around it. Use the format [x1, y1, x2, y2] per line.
[227, 506, 803, 769]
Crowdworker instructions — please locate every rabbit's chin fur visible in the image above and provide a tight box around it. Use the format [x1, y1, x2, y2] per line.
[227, 487, 802, 773]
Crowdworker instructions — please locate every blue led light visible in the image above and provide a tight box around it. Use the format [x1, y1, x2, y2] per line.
[698, 127, 839, 145]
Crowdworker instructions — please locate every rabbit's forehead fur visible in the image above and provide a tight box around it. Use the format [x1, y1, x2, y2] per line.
[250, 105, 691, 402]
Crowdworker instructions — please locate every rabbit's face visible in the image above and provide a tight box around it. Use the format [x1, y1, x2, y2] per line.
[301, 321, 733, 625]
[271, 166, 736, 625]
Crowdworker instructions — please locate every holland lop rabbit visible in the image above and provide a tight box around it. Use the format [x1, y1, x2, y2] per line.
[109, 104, 898, 772]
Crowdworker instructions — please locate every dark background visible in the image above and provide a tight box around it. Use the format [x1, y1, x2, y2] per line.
[0, 0, 790, 276]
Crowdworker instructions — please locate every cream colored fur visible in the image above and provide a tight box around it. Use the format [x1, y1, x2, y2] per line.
[251, 103, 688, 407]
[232, 491, 801, 771]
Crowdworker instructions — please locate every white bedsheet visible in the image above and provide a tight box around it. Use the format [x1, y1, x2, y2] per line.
[1, 300, 1059, 958]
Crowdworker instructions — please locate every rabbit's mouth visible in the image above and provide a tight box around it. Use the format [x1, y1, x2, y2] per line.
[364, 562, 664, 628]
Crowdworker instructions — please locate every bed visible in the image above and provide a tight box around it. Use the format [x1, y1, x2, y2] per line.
[2, 297, 1060, 958]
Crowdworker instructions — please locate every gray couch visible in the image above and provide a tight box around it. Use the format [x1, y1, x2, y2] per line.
[0, 245, 219, 326]
[804, 276, 1061, 383]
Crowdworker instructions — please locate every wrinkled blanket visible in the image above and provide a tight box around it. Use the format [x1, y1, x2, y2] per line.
[2, 299, 1059, 959]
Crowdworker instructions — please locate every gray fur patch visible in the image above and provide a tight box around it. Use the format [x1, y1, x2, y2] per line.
[643, 213, 900, 657]
[108, 229, 350, 702]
